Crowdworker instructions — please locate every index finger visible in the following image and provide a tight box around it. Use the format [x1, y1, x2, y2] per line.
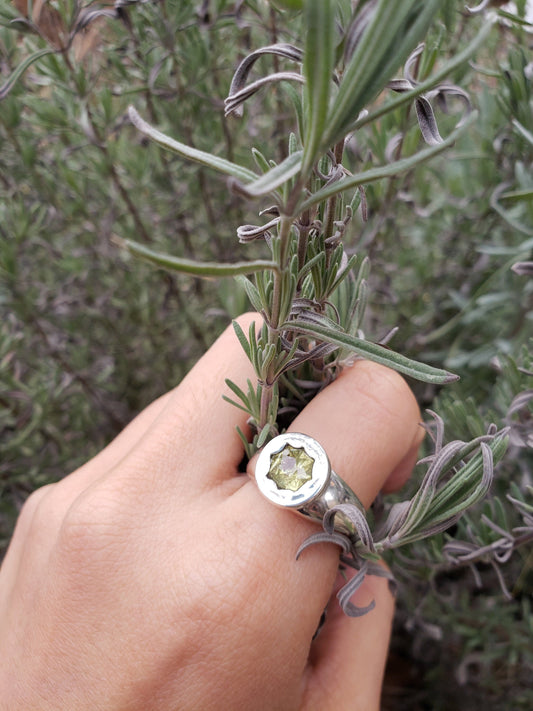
[105, 313, 259, 495]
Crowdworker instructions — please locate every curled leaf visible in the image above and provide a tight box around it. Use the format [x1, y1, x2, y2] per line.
[415, 96, 443, 145]
[505, 389, 533, 447]
[343, 2, 376, 63]
[336, 561, 375, 617]
[465, 0, 491, 14]
[296, 531, 353, 558]
[226, 43, 303, 117]
[377, 428, 508, 550]
[300, 112, 478, 213]
[325, 0, 444, 147]
[404, 42, 425, 85]
[75, 8, 118, 32]
[224, 72, 305, 117]
[236, 217, 280, 244]
[512, 261, 533, 276]
[384, 133, 403, 162]
[355, 19, 494, 131]
[387, 44, 472, 147]
[324, 504, 375, 553]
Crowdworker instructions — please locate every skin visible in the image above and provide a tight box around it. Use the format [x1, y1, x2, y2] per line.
[0, 313, 423, 711]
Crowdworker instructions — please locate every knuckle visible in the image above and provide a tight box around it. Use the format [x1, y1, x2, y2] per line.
[17, 485, 54, 527]
[55, 489, 127, 567]
[349, 360, 420, 427]
[15, 484, 60, 543]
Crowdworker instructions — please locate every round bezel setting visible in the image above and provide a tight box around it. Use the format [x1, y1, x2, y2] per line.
[254, 433, 331, 508]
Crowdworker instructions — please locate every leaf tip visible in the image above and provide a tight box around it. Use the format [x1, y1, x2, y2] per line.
[444, 371, 460, 383]
[127, 104, 138, 122]
[110, 234, 127, 250]
[127, 105, 146, 133]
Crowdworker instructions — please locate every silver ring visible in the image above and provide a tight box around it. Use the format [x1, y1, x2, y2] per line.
[254, 433, 364, 538]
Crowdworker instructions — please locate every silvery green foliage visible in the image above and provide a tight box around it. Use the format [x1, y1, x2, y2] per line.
[299, 414, 508, 616]
[1, 0, 530, 698]
[126, 0, 511, 614]
[0, 0, 147, 101]
[442, 484, 533, 600]
[126, 1, 495, 451]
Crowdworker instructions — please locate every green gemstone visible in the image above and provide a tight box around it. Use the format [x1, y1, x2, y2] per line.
[267, 444, 315, 491]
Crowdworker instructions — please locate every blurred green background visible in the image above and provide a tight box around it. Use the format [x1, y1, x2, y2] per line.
[1, 1, 532, 708]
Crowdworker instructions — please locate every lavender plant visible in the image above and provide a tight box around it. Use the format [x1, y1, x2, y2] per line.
[1, 0, 531, 704]
[123, 0, 509, 613]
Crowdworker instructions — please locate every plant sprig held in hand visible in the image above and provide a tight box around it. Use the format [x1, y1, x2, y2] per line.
[125, 0, 505, 612]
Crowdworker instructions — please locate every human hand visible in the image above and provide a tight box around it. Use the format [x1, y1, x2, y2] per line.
[0, 314, 422, 711]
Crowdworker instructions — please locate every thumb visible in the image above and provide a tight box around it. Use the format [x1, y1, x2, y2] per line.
[302, 572, 395, 711]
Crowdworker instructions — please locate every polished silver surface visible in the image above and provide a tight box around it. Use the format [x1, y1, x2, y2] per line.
[254, 433, 364, 537]
[255, 432, 331, 509]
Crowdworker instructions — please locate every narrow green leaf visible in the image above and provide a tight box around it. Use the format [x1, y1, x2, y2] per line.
[247, 378, 261, 412]
[128, 106, 258, 183]
[393, 437, 509, 548]
[284, 83, 305, 141]
[288, 132, 300, 155]
[247, 322, 259, 372]
[258, 345, 278, 381]
[222, 395, 252, 414]
[284, 319, 458, 384]
[499, 188, 533, 203]
[301, 0, 335, 175]
[431, 436, 508, 518]
[512, 119, 533, 146]
[300, 114, 476, 213]
[232, 321, 252, 360]
[0, 48, 55, 101]
[235, 275, 263, 313]
[224, 378, 251, 409]
[324, 0, 443, 148]
[236, 426, 255, 459]
[118, 238, 278, 278]
[354, 19, 495, 132]
[497, 7, 533, 27]
[234, 150, 303, 198]
[328, 254, 359, 294]
[257, 423, 274, 448]
[351, 280, 369, 334]
[297, 252, 325, 280]
[251, 147, 271, 174]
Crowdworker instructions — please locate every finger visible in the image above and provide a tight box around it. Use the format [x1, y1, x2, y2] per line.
[303, 573, 395, 711]
[9, 314, 261, 551]
[52, 390, 175, 496]
[382, 422, 424, 494]
[1, 315, 261, 617]
[289, 360, 422, 508]
[95, 313, 259, 497]
[237, 361, 421, 662]
[0, 485, 55, 599]
[0, 387, 177, 581]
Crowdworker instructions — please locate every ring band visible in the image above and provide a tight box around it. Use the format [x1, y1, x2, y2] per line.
[254, 433, 364, 538]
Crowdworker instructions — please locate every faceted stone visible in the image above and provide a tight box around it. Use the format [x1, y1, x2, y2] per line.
[267, 444, 314, 491]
